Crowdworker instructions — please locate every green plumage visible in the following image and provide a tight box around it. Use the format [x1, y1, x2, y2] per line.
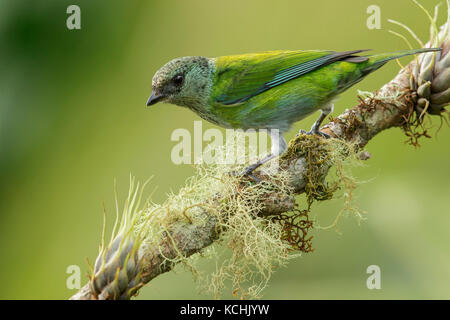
[148, 47, 440, 173]
[148, 48, 440, 133]
[203, 48, 438, 131]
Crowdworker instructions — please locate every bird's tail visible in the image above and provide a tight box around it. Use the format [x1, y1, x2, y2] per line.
[364, 47, 442, 72]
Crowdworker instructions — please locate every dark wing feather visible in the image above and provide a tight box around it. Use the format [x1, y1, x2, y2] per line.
[216, 49, 370, 105]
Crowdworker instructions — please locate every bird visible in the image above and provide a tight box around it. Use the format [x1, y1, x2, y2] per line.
[146, 48, 440, 175]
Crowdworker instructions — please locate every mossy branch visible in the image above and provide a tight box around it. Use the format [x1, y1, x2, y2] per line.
[71, 17, 450, 300]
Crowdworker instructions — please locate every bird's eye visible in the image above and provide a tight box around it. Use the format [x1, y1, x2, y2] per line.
[173, 75, 184, 86]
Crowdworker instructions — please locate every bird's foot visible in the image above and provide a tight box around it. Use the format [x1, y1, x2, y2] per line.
[229, 170, 261, 183]
[228, 152, 278, 183]
[297, 129, 331, 139]
[229, 163, 262, 183]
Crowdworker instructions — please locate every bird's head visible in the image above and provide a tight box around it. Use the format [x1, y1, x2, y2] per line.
[147, 56, 214, 109]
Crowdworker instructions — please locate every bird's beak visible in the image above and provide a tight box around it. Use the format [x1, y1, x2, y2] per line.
[146, 92, 164, 106]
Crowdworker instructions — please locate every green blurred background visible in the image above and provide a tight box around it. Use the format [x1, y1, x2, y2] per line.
[1, 0, 449, 299]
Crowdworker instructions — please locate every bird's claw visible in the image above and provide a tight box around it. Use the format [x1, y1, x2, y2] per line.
[297, 129, 331, 139]
[228, 168, 261, 183]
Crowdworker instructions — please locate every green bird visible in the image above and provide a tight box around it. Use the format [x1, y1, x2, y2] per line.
[147, 48, 439, 174]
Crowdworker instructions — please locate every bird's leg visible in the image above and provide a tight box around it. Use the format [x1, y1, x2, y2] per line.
[299, 103, 334, 139]
[241, 129, 287, 177]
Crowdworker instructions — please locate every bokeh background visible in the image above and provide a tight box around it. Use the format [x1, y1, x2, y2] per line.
[1, 0, 449, 299]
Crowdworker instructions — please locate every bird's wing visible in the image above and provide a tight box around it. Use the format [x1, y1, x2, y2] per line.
[213, 50, 369, 105]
